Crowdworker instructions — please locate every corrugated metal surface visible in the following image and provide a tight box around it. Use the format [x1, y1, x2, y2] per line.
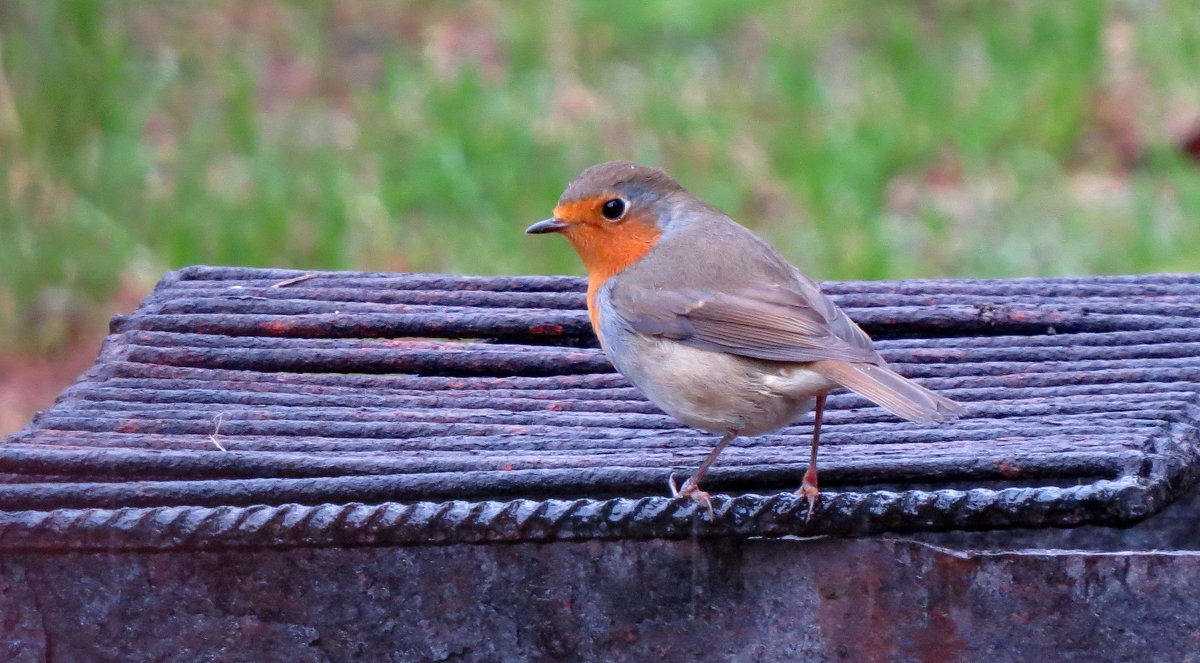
[3, 267, 1200, 548]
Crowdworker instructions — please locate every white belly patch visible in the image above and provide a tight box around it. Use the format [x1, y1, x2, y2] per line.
[607, 335, 837, 436]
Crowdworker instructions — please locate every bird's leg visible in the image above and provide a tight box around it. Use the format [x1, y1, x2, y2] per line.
[670, 429, 739, 518]
[797, 394, 826, 522]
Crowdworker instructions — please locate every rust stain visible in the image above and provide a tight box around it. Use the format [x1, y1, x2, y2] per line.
[260, 320, 291, 335]
[998, 461, 1022, 478]
[814, 545, 971, 663]
[915, 552, 972, 663]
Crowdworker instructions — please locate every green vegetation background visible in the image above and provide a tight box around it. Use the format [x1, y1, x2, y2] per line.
[2, 0, 1200, 354]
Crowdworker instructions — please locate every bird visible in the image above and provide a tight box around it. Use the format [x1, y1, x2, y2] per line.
[525, 161, 964, 519]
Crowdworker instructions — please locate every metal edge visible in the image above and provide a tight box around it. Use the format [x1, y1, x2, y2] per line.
[0, 476, 1155, 553]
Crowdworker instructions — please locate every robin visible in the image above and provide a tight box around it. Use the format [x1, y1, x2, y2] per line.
[526, 161, 964, 518]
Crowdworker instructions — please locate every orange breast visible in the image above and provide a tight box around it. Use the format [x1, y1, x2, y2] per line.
[586, 283, 604, 336]
[552, 204, 661, 341]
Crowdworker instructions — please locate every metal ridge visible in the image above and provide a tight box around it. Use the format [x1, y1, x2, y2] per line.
[0, 476, 1157, 552]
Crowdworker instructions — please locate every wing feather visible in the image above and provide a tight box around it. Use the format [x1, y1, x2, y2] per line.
[610, 280, 882, 364]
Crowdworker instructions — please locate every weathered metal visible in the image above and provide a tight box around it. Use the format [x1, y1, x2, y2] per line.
[5, 266, 1200, 661]
[2, 534, 1199, 661]
[0, 477, 1150, 549]
[4, 268, 1200, 546]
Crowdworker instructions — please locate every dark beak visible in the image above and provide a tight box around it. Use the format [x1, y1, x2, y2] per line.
[524, 218, 568, 234]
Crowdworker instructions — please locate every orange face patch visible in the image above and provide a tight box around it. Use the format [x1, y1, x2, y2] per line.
[552, 195, 662, 335]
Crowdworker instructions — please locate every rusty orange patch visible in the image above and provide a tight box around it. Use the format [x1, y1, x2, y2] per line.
[548, 200, 660, 338]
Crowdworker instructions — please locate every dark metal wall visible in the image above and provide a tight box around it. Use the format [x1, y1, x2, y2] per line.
[2, 532, 1198, 663]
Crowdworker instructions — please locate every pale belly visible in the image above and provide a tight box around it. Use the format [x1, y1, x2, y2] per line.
[603, 332, 838, 436]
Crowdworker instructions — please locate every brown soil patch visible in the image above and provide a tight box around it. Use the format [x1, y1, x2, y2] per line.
[0, 333, 107, 435]
[0, 283, 148, 437]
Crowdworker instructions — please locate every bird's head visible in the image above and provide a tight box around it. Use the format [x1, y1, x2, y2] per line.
[525, 161, 686, 281]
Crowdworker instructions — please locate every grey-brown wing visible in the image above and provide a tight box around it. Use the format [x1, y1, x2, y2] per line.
[609, 277, 883, 365]
[788, 268, 880, 359]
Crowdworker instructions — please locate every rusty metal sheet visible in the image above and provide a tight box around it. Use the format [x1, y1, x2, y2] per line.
[2, 267, 1200, 549]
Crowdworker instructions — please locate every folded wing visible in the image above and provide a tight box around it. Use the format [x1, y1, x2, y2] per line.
[609, 275, 964, 423]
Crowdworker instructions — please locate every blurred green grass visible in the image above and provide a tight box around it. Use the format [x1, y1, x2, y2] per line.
[2, 0, 1200, 353]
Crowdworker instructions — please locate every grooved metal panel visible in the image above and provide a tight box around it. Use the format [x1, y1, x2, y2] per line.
[4, 266, 1200, 550]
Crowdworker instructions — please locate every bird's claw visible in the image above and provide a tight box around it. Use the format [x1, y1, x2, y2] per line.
[798, 478, 819, 523]
[669, 473, 715, 519]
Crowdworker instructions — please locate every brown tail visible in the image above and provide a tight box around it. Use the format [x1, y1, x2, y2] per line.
[811, 360, 965, 424]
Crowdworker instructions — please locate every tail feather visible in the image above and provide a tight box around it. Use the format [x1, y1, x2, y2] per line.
[811, 360, 965, 424]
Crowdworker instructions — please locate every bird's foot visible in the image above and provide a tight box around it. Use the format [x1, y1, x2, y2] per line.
[797, 476, 819, 523]
[669, 473, 714, 519]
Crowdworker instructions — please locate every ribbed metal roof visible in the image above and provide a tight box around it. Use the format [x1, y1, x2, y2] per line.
[3, 266, 1199, 550]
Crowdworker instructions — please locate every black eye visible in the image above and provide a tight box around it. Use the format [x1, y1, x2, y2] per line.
[601, 198, 627, 221]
